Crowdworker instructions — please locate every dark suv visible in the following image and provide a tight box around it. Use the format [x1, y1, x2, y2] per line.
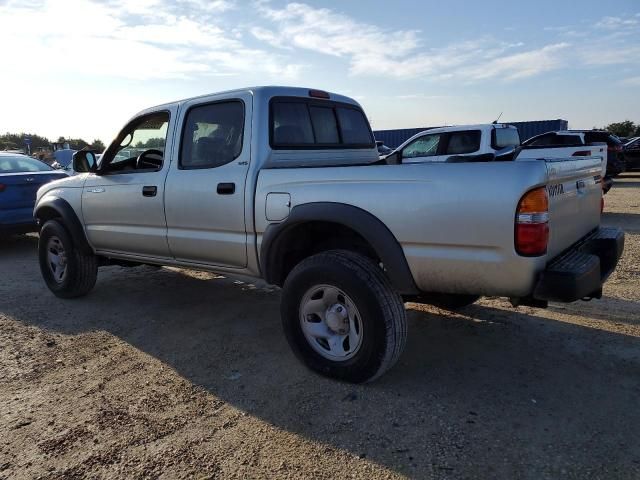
[523, 130, 626, 177]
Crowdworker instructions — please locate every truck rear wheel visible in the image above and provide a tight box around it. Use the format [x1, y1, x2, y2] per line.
[281, 250, 407, 383]
[39, 219, 98, 298]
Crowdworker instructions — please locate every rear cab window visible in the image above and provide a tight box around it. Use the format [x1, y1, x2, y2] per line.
[492, 127, 521, 149]
[270, 97, 374, 149]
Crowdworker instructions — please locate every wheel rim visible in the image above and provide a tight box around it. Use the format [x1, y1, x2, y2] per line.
[46, 236, 68, 284]
[299, 284, 363, 361]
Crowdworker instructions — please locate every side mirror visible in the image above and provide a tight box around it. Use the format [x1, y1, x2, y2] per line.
[72, 150, 97, 173]
[385, 151, 401, 165]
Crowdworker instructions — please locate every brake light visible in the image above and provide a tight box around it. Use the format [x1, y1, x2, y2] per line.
[515, 187, 549, 256]
[608, 145, 623, 152]
[0, 184, 5, 193]
[308, 89, 330, 99]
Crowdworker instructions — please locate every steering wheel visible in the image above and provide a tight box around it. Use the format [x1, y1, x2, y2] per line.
[135, 149, 163, 170]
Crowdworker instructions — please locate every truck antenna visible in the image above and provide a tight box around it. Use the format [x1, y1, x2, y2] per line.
[492, 112, 503, 125]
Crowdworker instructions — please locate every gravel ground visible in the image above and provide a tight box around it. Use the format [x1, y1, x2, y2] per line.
[1, 173, 639, 479]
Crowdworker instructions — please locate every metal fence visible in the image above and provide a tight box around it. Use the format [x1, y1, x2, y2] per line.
[373, 119, 569, 149]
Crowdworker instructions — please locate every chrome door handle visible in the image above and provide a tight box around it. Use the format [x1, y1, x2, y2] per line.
[86, 187, 105, 193]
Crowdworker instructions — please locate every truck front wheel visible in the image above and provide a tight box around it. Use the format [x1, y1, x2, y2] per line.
[38, 219, 98, 298]
[281, 250, 407, 383]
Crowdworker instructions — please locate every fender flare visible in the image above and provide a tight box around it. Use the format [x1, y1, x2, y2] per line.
[35, 197, 93, 255]
[260, 202, 418, 295]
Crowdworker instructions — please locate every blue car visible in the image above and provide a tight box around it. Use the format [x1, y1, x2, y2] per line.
[0, 153, 68, 234]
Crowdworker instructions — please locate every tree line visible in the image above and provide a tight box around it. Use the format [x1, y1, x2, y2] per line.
[0, 132, 105, 152]
[599, 121, 640, 138]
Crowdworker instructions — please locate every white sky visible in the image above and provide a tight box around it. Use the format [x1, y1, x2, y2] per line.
[0, 0, 639, 143]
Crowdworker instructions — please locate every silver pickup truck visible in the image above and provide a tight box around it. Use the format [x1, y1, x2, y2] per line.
[34, 86, 624, 383]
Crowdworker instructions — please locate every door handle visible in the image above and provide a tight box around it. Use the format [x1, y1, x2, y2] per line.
[142, 185, 157, 197]
[217, 183, 235, 195]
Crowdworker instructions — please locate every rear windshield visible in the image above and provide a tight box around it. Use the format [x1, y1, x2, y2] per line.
[0, 156, 53, 173]
[492, 127, 520, 149]
[270, 97, 374, 149]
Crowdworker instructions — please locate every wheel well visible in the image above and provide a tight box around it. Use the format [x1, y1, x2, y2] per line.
[35, 206, 61, 225]
[268, 221, 379, 286]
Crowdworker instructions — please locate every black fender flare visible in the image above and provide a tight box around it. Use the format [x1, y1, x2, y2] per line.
[260, 202, 419, 295]
[35, 197, 93, 255]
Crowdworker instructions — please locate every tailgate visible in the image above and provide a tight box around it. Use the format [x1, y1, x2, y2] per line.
[545, 156, 603, 259]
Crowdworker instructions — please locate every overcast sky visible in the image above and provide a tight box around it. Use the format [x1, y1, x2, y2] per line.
[1, 0, 639, 143]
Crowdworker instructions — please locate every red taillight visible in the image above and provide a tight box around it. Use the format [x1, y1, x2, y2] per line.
[0, 184, 5, 193]
[601, 196, 605, 213]
[608, 145, 622, 152]
[308, 89, 330, 99]
[515, 187, 549, 256]
[515, 223, 549, 256]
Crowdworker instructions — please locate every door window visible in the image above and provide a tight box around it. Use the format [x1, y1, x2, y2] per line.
[402, 134, 441, 159]
[446, 130, 481, 154]
[180, 101, 245, 169]
[102, 112, 170, 173]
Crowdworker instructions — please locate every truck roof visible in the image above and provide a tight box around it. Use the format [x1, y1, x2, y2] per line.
[424, 123, 515, 134]
[144, 86, 361, 112]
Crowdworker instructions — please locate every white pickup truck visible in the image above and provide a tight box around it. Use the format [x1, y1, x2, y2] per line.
[34, 87, 624, 383]
[383, 124, 612, 192]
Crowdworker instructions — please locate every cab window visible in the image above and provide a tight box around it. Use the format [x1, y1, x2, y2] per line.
[402, 134, 441, 159]
[445, 130, 481, 154]
[102, 111, 170, 174]
[180, 101, 244, 169]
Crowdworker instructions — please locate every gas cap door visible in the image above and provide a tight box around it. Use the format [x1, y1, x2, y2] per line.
[266, 193, 291, 222]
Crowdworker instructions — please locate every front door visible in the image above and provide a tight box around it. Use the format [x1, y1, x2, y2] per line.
[164, 93, 252, 268]
[82, 108, 176, 258]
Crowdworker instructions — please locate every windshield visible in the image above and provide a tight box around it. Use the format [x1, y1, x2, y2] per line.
[0, 156, 54, 173]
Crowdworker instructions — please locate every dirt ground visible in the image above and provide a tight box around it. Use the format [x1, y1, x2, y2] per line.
[1, 174, 639, 480]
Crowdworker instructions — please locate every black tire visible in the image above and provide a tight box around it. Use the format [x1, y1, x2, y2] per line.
[281, 250, 407, 383]
[39, 219, 98, 298]
[420, 293, 480, 310]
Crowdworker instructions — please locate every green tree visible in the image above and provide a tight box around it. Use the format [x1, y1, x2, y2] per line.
[605, 120, 637, 137]
[90, 139, 105, 151]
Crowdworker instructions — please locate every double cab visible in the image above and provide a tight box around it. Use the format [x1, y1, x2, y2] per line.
[34, 87, 624, 382]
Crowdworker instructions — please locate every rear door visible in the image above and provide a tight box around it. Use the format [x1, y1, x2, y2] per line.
[164, 92, 252, 268]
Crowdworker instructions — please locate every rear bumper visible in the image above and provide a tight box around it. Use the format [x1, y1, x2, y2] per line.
[533, 227, 624, 302]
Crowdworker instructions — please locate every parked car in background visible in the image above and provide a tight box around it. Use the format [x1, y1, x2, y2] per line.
[381, 124, 521, 163]
[375, 140, 393, 157]
[624, 137, 640, 170]
[0, 152, 68, 234]
[522, 130, 626, 177]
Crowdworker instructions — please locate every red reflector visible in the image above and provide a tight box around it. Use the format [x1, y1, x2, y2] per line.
[515, 223, 549, 256]
[572, 150, 591, 156]
[308, 89, 330, 99]
[601, 196, 604, 213]
[0, 183, 5, 193]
